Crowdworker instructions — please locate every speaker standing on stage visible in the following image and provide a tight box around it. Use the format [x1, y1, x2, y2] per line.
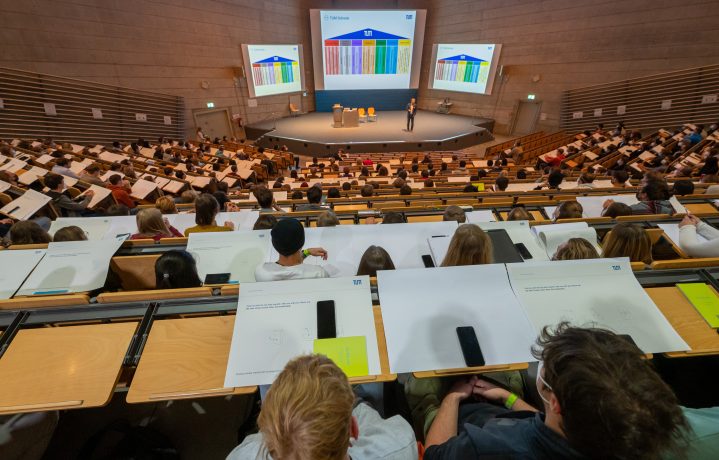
[406, 98, 417, 132]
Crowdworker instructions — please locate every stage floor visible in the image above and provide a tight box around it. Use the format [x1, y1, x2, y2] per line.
[248, 110, 495, 155]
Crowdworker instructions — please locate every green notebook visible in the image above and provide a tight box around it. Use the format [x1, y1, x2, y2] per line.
[313, 336, 369, 378]
[677, 283, 719, 328]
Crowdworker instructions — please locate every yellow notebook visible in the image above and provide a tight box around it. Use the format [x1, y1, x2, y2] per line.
[677, 283, 719, 328]
[313, 336, 369, 377]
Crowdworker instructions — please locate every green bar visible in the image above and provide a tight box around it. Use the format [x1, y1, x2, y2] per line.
[375, 40, 386, 74]
[464, 61, 473, 82]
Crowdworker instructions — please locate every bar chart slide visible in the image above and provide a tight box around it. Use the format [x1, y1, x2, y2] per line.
[435, 55, 489, 83]
[251, 56, 299, 87]
[324, 29, 412, 76]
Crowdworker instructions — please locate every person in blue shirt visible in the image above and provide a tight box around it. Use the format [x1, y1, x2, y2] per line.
[423, 323, 689, 460]
[687, 129, 703, 144]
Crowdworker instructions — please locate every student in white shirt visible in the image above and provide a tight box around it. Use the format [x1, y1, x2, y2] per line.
[254, 218, 329, 281]
[50, 157, 79, 179]
[226, 355, 417, 460]
[678, 213, 719, 257]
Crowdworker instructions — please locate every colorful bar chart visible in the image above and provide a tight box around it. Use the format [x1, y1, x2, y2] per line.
[324, 29, 411, 75]
[251, 56, 299, 87]
[435, 55, 489, 83]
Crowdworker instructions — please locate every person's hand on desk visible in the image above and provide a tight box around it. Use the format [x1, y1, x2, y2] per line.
[83, 190, 96, 197]
[223, 221, 235, 230]
[0, 218, 13, 225]
[305, 247, 328, 260]
[225, 202, 240, 212]
[679, 214, 700, 227]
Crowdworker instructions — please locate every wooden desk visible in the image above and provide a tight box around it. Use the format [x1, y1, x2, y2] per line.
[127, 315, 255, 403]
[646, 286, 719, 357]
[0, 322, 137, 414]
[128, 306, 395, 402]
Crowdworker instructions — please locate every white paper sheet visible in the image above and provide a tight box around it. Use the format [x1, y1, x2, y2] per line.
[657, 223, 708, 248]
[18, 166, 48, 185]
[532, 222, 600, 258]
[268, 221, 459, 277]
[100, 171, 124, 182]
[1, 189, 51, 221]
[49, 217, 112, 240]
[98, 151, 126, 163]
[0, 158, 27, 173]
[16, 239, 123, 295]
[0, 249, 46, 299]
[130, 179, 158, 199]
[224, 276, 381, 386]
[83, 184, 113, 208]
[576, 194, 638, 217]
[70, 158, 93, 175]
[0, 180, 11, 193]
[506, 259, 689, 353]
[464, 210, 497, 223]
[377, 265, 537, 373]
[187, 230, 271, 283]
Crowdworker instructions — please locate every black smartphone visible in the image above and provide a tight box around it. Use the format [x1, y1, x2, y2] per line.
[514, 242, 533, 260]
[421, 254, 435, 268]
[204, 273, 231, 284]
[456, 326, 485, 367]
[317, 300, 336, 339]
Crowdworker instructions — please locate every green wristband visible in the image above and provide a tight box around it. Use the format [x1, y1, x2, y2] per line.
[505, 393, 518, 409]
[302, 249, 310, 258]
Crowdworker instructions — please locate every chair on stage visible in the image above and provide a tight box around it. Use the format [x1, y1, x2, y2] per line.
[367, 107, 377, 122]
[358, 108, 368, 123]
[289, 103, 300, 117]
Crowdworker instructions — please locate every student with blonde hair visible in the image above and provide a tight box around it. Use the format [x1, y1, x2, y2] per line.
[442, 206, 467, 223]
[131, 208, 183, 241]
[552, 238, 599, 260]
[507, 207, 533, 221]
[601, 222, 653, 264]
[441, 224, 493, 266]
[227, 354, 417, 460]
[155, 196, 178, 214]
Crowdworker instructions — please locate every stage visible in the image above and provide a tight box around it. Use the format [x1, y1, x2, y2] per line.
[246, 110, 495, 155]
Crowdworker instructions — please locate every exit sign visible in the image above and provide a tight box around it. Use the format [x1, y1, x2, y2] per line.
[207, 102, 215, 108]
[527, 94, 536, 100]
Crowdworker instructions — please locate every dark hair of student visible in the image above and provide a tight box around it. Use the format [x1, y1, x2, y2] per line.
[155, 250, 202, 289]
[9, 220, 52, 245]
[44, 173, 63, 190]
[532, 322, 688, 459]
[495, 176, 509, 191]
[255, 187, 274, 208]
[253, 214, 278, 230]
[601, 202, 632, 218]
[306, 186, 322, 204]
[360, 184, 374, 197]
[548, 170, 564, 188]
[356, 245, 395, 277]
[194, 193, 220, 226]
[108, 174, 122, 185]
[327, 187, 341, 199]
[105, 204, 130, 216]
[399, 184, 412, 195]
[381, 212, 406, 224]
[671, 179, 694, 196]
[52, 225, 87, 242]
[291, 190, 303, 200]
[516, 169, 527, 179]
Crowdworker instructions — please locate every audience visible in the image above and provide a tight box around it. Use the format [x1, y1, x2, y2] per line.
[184, 194, 234, 236]
[552, 201, 583, 221]
[601, 201, 632, 218]
[381, 212, 406, 224]
[253, 214, 278, 230]
[255, 218, 329, 281]
[678, 213, 719, 257]
[52, 225, 87, 242]
[552, 238, 599, 260]
[507, 207, 533, 221]
[131, 208, 183, 241]
[601, 222, 653, 264]
[78, 164, 106, 186]
[107, 174, 136, 209]
[422, 323, 689, 459]
[441, 224, 492, 266]
[155, 250, 202, 289]
[45, 174, 94, 217]
[356, 245, 395, 277]
[295, 185, 325, 211]
[155, 196, 178, 214]
[316, 210, 340, 227]
[7, 220, 52, 245]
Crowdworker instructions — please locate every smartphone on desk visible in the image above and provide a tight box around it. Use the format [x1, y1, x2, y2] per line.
[421, 254, 435, 268]
[317, 300, 336, 339]
[456, 326, 485, 367]
[204, 273, 231, 285]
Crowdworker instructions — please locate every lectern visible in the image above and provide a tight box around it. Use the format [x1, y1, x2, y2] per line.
[332, 104, 343, 128]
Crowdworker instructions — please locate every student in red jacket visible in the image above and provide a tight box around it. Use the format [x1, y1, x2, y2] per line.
[107, 174, 136, 209]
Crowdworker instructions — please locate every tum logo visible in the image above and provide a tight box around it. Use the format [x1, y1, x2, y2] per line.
[612, 265, 621, 271]
[353, 279, 362, 286]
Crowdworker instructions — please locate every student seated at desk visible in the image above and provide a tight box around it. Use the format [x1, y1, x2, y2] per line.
[317, 210, 340, 227]
[52, 225, 87, 242]
[357, 245, 395, 277]
[253, 214, 278, 230]
[6, 220, 51, 245]
[604, 181, 674, 216]
[107, 174, 136, 209]
[295, 185, 326, 211]
[381, 212, 406, 224]
[45, 173, 94, 217]
[422, 323, 689, 460]
[443, 206, 467, 224]
[441, 224, 492, 267]
[553, 201, 583, 221]
[494, 176, 509, 192]
[507, 207, 534, 221]
[255, 218, 329, 281]
[672, 179, 695, 196]
[227, 354, 417, 460]
[677, 214, 719, 257]
[183, 193, 234, 236]
[601, 202, 632, 218]
[131, 208, 183, 241]
[155, 250, 202, 289]
[155, 196, 178, 215]
[50, 157, 79, 179]
[534, 170, 564, 191]
[551, 238, 599, 261]
[78, 164, 106, 187]
[255, 187, 284, 213]
[601, 222, 652, 264]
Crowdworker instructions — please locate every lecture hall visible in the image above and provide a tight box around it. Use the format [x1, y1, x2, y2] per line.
[0, 0, 718, 458]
